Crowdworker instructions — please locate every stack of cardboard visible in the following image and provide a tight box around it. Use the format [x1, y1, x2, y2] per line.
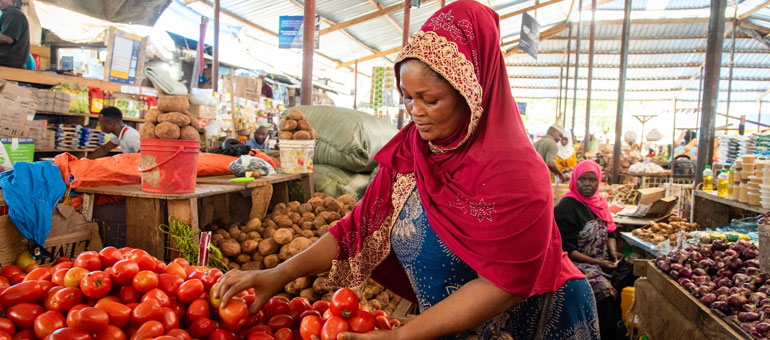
[28, 120, 55, 149]
[188, 104, 217, 119]
[33, 89, 70, 114]
[0, 80, 36, 137]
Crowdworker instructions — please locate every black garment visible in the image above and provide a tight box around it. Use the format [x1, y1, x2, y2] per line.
[0, 6, 29, 68]
[555, 196, 618, 254]
[261, 81, 273, 99]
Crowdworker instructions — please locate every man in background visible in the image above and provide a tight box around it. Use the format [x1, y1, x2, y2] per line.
[0, 0, 29, 68]
[259, 74, 273, 99]
[534, 124, 569, 183]
[247, 125, 269, 150]
[88, 107, 141, 159]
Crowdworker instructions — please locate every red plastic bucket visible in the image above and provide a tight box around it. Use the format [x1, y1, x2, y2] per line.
[138, 139, 200, 194]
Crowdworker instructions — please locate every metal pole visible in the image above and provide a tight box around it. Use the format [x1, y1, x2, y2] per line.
[353, 61, 358, 110]
[397, 0, 410, 129]
[611, 0, 631, 184]
[212, 0, 220, 91]
[557, 63, 563, 120]
[300, 0, 316, 105]
[571, 0, 583, 135]
[584, 0, 596, 150]
[673, 99, 678, 154]
[696, 69, 703, 132]
[726, 17, 736, 124]
[563, 23, 572, 128]
[760, 101, 763, 133]
[695, 0, 727, 186]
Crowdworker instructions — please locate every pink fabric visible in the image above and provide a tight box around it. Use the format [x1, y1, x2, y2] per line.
[329, 0, 582, 299]
[564, 160, 617, 232]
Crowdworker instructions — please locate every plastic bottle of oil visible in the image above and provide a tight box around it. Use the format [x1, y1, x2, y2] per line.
[703, 165, 714, 192]
[726, 161, 734, 196]
[718, 169, 729, 197]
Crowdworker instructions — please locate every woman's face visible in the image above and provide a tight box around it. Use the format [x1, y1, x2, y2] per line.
[399, 60, 469, 141]
[577, 171, 599, 198]
[560, 137, 569, 146]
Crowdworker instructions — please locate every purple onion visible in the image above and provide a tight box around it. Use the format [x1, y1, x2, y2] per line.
[693, 268, 708, 277]
[728, 257, 744, 271]
[680, 267, 693, 279]
[741, 312, 761, 322]
[751, 293, 769, 305]
[730, 294, 749, 307]
[712, 300, 731, 313]
[747, 259, 761, 268]
[717, 287, 731, 296]
[757, 322, 770, 333]
[700, 293, 718, 306]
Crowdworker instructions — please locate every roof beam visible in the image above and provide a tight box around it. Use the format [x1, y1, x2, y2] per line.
[507, 63, 770, 69]
[529, 49, 769, 55]
[674, 21, 736, 98]
[739, 0, 770, 20]
[547, 36, 752, 41]
[499, 0, 566, 20]
[503, 23, 568, 56]
[320, 1, 405, 35]
[337, 46, 402, 68]
[510, 86, 766, 93]
[366, 0, 402, 33]
[508, 75, 770, 81]
[760, 87, 770, 101]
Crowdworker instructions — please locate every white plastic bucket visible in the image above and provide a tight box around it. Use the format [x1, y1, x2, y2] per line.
[279, 140, 315, 174]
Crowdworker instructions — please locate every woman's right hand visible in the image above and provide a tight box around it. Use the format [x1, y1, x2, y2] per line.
[597, 259, 618, 270]
[215, 268, 290, 314]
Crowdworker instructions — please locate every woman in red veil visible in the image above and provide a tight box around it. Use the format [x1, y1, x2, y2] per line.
[218, 1, 600, 338]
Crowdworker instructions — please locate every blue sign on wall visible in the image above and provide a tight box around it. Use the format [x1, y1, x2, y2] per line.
[279, 15, 319, 49]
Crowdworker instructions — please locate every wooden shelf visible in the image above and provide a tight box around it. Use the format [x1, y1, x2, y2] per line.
[1, 67, 124, 92]
[88, 115, 144, 123]
[35, 111, 89, 118]
[693, 190, 769, 214]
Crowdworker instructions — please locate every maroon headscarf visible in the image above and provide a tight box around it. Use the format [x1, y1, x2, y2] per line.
[564, 160, 617, 232]
[327, 0, 583, 300]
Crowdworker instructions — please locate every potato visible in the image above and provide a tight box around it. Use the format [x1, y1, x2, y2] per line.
[159, 112, 191, 127]
[278, 131, 294, 140]
[285, 281, 299, 295]
[241, 261, 263, 271]
[282, 119, 298, 131]
[222, 257, 230, 265]
[251, 253, 264, 262]
[369, 299, 384, 311]
[294, 277, 311, 290]
[308, 197, 324, 209]
[258, 238, 280, 256]
[158, 95, 190, 112]
[273, 228, 293, 245]
[300, 203, 314, 214]
[262, 225, 277, 239]
[313, 277, 328, 293]
[288, 109, 305, 121]
[244, 218, 262, 233]
[323, 197, 336, 208]
[229, 262, 240, 270]
[313, 216, 326, 229]
[235, 233, 248, 243]
[316, 225, 330, 237]
[265, 219, 277, 229]
[247, 231, 260, 240]
[263, 254, 280, 269]
[139, 123, 157, 139]
[145, 108, 161, 124]
[309, 237, 319, 243]
[289, 213, 301, 224]
[288, 237, 312, 257]
[301, 221, 314, 231]
[292, 225, 303, 235]
[212, 234, 224, 244]
[314, 206, 325, 215]
[221, 240, 241, 257]
[288, 201, 301, 212]
[325, 200, 342, 213]
[242, 240, 258, 254]
[293, 130, 312, 140]
[180, 126, 199, 140]
[300, 289, 320, 303]
[279, 244, 292, 260]
[155, 122, 181, 139]
[297, 119, 312, 131]
[236, 253, 251, 264]
[275, 217, 293, 229]
[184, 112, 200, 129]
[337, 195, 356, 206]
[376, 292, 390, 306]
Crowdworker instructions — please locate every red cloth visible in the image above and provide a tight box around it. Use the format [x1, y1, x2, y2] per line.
[329, 0, 583, 299]
[564, 160, 617, 233]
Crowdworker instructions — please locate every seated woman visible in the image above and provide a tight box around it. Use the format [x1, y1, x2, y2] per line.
[555, 160, 623, 339]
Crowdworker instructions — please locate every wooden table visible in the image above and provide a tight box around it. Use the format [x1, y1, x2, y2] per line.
[693, 190, 768, 228]
[76, 173, 313, 260]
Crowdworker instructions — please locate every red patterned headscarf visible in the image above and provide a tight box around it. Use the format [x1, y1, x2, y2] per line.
[327, 0, 583, 300]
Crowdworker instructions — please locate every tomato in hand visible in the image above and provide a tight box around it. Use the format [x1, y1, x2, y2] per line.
[49, 327, 91, 340]
[165, 328, 192, 340]
[49, 287, 84, 313]
[375, 315, 392, 330]
[209, 283, 222, 309]
[133, 271, 159, 293]
[33, 310, 65, 339]
[99, 247, 124, 268]
[299, 315, 323, 340]
[0, 280, 44, 306]
[94, 325, 127, 340]
[219, 297, 249, 330]
[112, 260, 140, 285]
[130, 320, 164, 340]
[74, 251, 102, 271]
[158, 274, 184, 296]
[262, 296, 290, 319]
[330, 288, 358, 319]
[159, 307, 179, 331]
[7, 303, 43, 329]
[119, 285, 142, 304]
[320, 316, 349, 340]
[267, 314, 294, 330]
[348, 310, 375, 333]
[81, 271, 112, 299]
[23, 268, 51, 282]
[187, 317, 216, 338]
[142, 288, 170, 308]
[131, 299, 163, 326]
[95, 300, 132, 328]
[288, 297, 312, 320]
[208, 329, 237, 340]
[185, 298, 210, 323]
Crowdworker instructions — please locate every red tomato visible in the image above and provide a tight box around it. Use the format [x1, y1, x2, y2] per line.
[22, 264, 38, 274]
[247, 334, 274, 340]
[72, 307, 109, 333]
[170, 258, 189, 267]
[158, 307, 179, 331]
[99, 247, 124, 268]
[0, 277, 9, 288]
[371, 310, 387, 319]
[23, 268, 51, 282]
[320, 316, 348, 340]
[168, 300, 185, 319]
[0, 266, 22, 280]
[273, 328, 292, 340]
[112, 260, 140, 285]
[0, 281, 43, 306]
[63, 268, 88, 288]
[329, 288, 358, 319]
[163, 263, 186, 281]
[158, 274, 183, 296]
[33, 311, 66, 339]
[263, 296, 290, 319]
[74, 251, 101, 271]
[49, 328, 91, 340]
[52, 261, 73, 272]
[49, 287, 84, 313]
[187, 270, 217, 291]
[154, 337, 177, 340]
[322, 309, 332, 321]
[185, 298, 210, 323]
[97, 296, 120, 304]
[53, 257, 72, 265]
[51, 269, 68, 287]
[0, 317, 15, 336]
[7, 303, 43, 329]
[165, 329, 191, 340]
[95, 300, 132, 328]
[132, 271, 159, 293]
[65, 304, 89, 328]
[119, 286, 142, 304]
[12, 329, 34, 340]
[130, 320, 164, 340]
[131, 300, 163, 326]
[219, 297, 249, 330]
[154, 261, 167, 274]
[142, 288, 171, 308]
[348, 310, 375, 333]
[37, 281, 54, 295]
[311, 301, 329, 315]
[176, 279, 204, 303]
[208, 329, 237, 340]
[298, 310, 321, 321]
[267, 315, 293, 330]
[288, 297, 312, 320]
[389, 319, 401, 328]
[8, 274, 24, 286]
[128, 250, 156, 272]
[94, 325, 127, 340]
[299, 315, 323, 340]
[375, 316, 391, 330]
[187, 318, 216, 338]
[81, 271, 112, 299]
[43, 285, 64, 310]
[209, 283, 222, 310]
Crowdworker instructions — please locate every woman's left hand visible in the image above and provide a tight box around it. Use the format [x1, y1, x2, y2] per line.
[337, 329, 399, 340]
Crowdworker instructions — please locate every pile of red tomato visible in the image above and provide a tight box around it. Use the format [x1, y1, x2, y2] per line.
[0, 247, 400, 340]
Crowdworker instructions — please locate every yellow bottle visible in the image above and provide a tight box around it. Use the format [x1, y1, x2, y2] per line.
[718, 169, 729, 197]
[703, 165, 713, 192]
[727, 161, 734, 196]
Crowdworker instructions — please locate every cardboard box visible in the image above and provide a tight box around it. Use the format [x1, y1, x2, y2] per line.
[188, 104, 217, 119]
[0, 138, 34, 169]
[0, 204, 102, 266]
[232, 76, 262, 101]
[0, 80, 36, 136]
[622, 187, 677, 218]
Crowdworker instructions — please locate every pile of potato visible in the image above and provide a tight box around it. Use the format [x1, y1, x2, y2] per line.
[631, 216, 699, 244]
[608, 184, 636, 205]
[140, 95, 200, 141]
[278, 109, 316, 140]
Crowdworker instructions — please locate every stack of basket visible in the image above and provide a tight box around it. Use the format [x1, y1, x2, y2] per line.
[761, 160, 770, 209]
[745, 155, 761, 206]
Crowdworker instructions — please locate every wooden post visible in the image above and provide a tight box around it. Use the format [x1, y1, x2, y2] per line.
[611, 0, 631, 184]
[301, 0, 316, 105]
[725, 16, 737, 125]
[212, 0, 220, 91]
[695, 0, 727, 186]
[354, 61, 358, 110]
[571, 0, 583, 135]
[584, 0, 596, 149]
[397, 0, 411, 129]
[441, 0, 446, 8]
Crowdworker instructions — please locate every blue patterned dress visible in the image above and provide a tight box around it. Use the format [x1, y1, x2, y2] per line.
[391, 189, 600, 340]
